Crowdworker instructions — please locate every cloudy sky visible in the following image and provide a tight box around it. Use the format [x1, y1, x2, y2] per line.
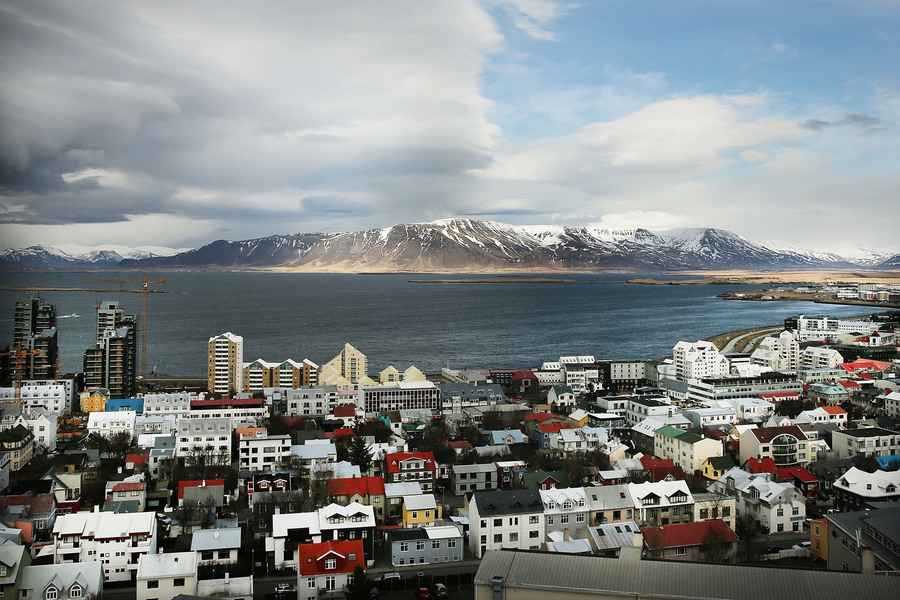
[1, 0, 899, 256]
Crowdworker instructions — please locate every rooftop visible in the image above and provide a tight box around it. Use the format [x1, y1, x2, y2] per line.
[137, 552, 197, 579]
[642, 519, 736, 550]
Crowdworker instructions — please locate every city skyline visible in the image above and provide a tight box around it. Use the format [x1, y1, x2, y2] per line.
[1, 1, 899, 256]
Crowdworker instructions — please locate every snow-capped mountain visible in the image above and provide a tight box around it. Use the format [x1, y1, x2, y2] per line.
[3, 219, 896, 271]
[0, 245, 191, 270]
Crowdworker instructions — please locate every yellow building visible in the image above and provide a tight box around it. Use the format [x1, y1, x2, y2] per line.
[208, 332, 244, 394]
[702, 455, 737, 480]
[402, 494, 441, 528]
[80, 388, 109, 413]
[809, 518, 828, 562]
[320, 342, 378, 386]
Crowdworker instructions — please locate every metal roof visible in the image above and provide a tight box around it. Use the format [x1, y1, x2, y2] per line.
[474, 550, 900, 600]
[191, 527, 242, 551]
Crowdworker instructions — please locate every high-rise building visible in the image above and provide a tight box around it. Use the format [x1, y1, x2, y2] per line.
[83, 301, 137, 398]
[9, 297, 58, 382]
[672, 340, 730, 382]
[207, 332, 243, 394]
[241, 358, 319, 392]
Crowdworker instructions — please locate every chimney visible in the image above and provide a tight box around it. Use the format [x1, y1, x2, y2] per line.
[861, 546, 875, 575]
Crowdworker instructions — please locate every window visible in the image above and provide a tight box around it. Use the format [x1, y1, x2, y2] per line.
[174, 578, 185, 587]
[448, 539, 457, 548]
[432, 540, 441, 549]
[722, 507, 731, 517]
[45, 588, 58, 600]
[308, 578, 316, 589]
[325, 559, 337, 570]
[529, 530, 539, 539]
[69, 584, 82, 599]
[529, 516, 539, 524]
[400, 542, 409, 552]
[147, 581, 159, 589]
[412, 511, 418, 519]
[493, 518, 502, 527]
[509, 533, 518, 542]
[494, 534, 502, 543]
[201, 551, 213, 560]
[560, 515, 569, 525]
[675, 547, 687, 556]
[416, 541, 425, 551]
[792, 506, 800, 516]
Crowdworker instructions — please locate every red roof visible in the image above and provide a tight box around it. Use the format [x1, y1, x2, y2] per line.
[327, 476, 385, 498]
[190, 397, 265, 408]
[744, 457, 777, 474]
[822, 405, 846, 415]
[447, 440, 473, 450]
[643, 520, 736, 550]
[510, 370, 538, 381]
[525, 412, 554, 422]
[841, 359, 891, 373]
[537, 422, 573, 434]
[110, 482, 145, 493]
[838, 380, 860, 390]
[125, 452, 147, 466]
[324, 427, 354, 440]
[298, 539, 365, 576]
[640, 455, 675, 470]
[385, 451, 436, 475]
[177, 479, 225, 500]
[748, 426, 807, 443]
[777, 467, 818, 483]
[331, 404, 358, 418]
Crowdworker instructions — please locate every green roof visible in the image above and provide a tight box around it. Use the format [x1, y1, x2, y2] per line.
[707, 455, 737, 470]
[654, 425, 685, 439]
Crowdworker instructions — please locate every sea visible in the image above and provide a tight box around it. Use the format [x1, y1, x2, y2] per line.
[0, 271, 875, 377]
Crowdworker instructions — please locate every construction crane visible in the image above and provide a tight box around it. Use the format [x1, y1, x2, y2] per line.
[91, 274, 167, 378]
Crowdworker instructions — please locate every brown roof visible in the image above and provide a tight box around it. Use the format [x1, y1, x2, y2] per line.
[749, 425, 807, 443]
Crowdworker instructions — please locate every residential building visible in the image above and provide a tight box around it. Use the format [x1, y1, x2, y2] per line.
[84, 301, 137, 398]
[183, 397, 268, 426]
[653, 426, 723, 475]
[16, 562, 103, 600]
[318, 342, 373, 386]
[0, 409, 57, 452]
[0, 541, 30, 598]
[237, 427, 291, 472]
[495, 460, 527, 489]
[291, 440, 338, 475]
[278, 386, 360, 417]
[702, 455, 737, 481]
[628, 481, 693, 527]
[540, 487, 589, 535]
[52, 511, 157, 582]
[560, 361, 600, 394]
[630, 415, 691, 455]
[800, 347, 845, 370]
[452, 463, 497, 496]
[8, 297, 59, 382]
[361, 381, 440, 413]
[672, 341, 730, 382]
[191, 526, 241, 566]
[270, 512, 323, 571]
[692, 492, 736, 530]
[105, 479, 146, 512]
[750, 331, 800, 372]
[642, 519, 737, 562]
[136, 552, 198, 600]
[175, 418, 232, 465]
[587, 521, 643, 557]
[883, 391, 900, 418]
[548, 385, 576, 411]
[207, 332, 244, 394]
[177, 479, 225, 508]
[468, 489, 545, 559]
[389, 524, 464, 567]
[625, 397, 677, 427]
[473, 549, 900, 600]
[794, 314, 882, 342]
[87, 410, 136, 439]
[384, 482, 423, 520]
[808, 383, 850, 406]
[142, 392, 194, 417]
[739, 426, 812, 467]
[687, 373, 802, 404]
[0, 425, 34, 471]
[402, 494, 441, 527]
[681, 407, 736, 429]
[832, 467, 900, 511]
[385, 451, 437, 492]
[440, 382, 505, 413]
[831, 427, 900, 459]
[809, 517, 829, 562]
[557, 427, 609, 454]
[326, 477, 386, 521]
[297, 539, 365, 600]
[826, 506, 900, 573]
[584, 485, 635, 525]
[4, 379, 73, 415]
[713, 468, 806, 534]
[795, 405, 848, 427]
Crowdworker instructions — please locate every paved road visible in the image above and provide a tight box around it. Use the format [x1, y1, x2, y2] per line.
[721, 326, 781, 353]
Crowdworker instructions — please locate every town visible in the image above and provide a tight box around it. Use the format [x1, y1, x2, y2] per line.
[2, 297, 900, 600]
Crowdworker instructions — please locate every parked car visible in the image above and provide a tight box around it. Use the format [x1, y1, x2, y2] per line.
[433, 583, 448, 599]
[415, 587, 431, 600]
[274, 583, 295, 595]
[378, 572, 401, 584]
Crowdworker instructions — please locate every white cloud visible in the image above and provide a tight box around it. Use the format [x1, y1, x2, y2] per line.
[494, 0, 574, 40]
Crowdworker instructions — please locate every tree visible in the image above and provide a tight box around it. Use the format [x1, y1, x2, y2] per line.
[735, 514, 762, 562]
[481, 411, 503, 431]
[701, 527, 733, 564]
[349, 434, 373, 475]
[356, 419, 392, 443]
[345, 565, 373, 600]
[107, 431, 133, 462]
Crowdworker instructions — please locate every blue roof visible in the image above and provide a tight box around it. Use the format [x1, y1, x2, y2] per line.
[876, 455, 900, 470]
[490, 429, 527, 445]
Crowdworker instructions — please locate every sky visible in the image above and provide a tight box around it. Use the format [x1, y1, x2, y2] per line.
[1, 0, 899, 256]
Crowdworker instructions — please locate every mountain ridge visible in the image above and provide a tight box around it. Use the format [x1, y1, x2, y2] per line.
[3, 218, 898, 272]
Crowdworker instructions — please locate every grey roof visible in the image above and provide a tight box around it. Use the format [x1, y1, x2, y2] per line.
[475, 550, 900, 600]
[191, 527, 242, 551]
[584, 485, 634, 511]
[588, 521, 642, 552]
[18, 562, 103, 596]
[473, 489, 543, 517]
[453, 463, 496, 474]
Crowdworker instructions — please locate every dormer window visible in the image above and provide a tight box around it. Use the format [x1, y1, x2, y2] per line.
[69, 584, 83, 599]
[325, 559, 337, 570]
[45, 586, 58, 600]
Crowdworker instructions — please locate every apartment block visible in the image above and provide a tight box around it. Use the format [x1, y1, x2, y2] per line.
[468, 489, 545, 559]
[207, 332, 244, 394]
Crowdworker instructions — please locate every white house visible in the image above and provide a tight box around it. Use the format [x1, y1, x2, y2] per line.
[52, 511, 158, 582]
[557, 427, 609, 454]
[547, 385, 577, 410]
[540, 487, 589, 535]
[237, 428, 292, 472]
[175, 417, 232, 465]
[627, 481, 694, 527]
[672, 341, 730, 382]
[87, 410, 136, 439]
[14, 379, 75, 414]
[191, 527, 242, 566]
[291, 440, 338, 475]
[468, 489, 546, 559]
[795, 406, 848, 427]
[799, 347, 845, 370]
[713, 468, 806, 534]
[141, 392, 195, 416]
[137, 552, 198, 600]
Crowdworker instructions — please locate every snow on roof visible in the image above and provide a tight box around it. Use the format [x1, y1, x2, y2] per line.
[403, 494, 437, 511]
[137, 552, 197, 579]
[191, 527, 242, 551]
[627, 480, 693, 506]
[834, 467, 900, 497]
[425, 525, 463, 540]
[384, 482, 423, 497]
[272, 511, 321, 538]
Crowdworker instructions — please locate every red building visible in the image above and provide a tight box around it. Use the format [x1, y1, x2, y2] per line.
[385, 451, 437, 492]
[297, 539, 366, 599]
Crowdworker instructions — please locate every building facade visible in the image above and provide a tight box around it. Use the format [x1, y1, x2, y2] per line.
[207, 332, 244, 394]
